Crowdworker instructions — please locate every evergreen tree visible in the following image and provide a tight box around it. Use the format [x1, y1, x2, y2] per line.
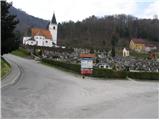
[111, 33, 118, 57]
[1, 1, 19, 55]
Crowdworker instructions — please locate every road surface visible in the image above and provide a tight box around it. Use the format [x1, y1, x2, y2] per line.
[1, 54, 159, 118]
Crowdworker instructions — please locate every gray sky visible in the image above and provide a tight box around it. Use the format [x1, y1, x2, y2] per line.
[8, 0, 159, 22]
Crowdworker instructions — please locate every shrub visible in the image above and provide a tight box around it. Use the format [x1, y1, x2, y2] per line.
[92, 68, 127, 79]
[41, 58, 80, 73]
[41, 58, 159, 80]
[12, 48, 30, 57]
[127, 72, 159, 80]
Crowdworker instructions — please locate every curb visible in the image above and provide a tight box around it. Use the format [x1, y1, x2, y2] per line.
[1, 58, 22, 88]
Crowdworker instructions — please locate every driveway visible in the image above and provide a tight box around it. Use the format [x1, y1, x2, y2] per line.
[1, 54, 159, 118]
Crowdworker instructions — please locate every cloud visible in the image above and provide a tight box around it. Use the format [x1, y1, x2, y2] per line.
[8, 0, 158, 22]
[140, 0, 160, 18]
[53, 0, 138, 22]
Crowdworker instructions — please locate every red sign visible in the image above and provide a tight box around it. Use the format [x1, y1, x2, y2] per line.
[81, 69, 93, 75]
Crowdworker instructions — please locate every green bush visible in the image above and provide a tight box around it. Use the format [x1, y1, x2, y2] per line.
[11, 48, 30, 57]
[41, 58, 159, 80]
[127, 72, 159, 80]
[41, 58, 80, 73]
[92, 68, 127, 79]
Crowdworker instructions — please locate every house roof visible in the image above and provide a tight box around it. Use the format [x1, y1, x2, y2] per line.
[131, 38, 145, 44]
[31, 28, 52, 39]
[145, 43, 156, 47]
[46, 22, 50, 29]
[80, 54, 96, 58]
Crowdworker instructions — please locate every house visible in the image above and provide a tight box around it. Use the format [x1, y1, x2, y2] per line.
[23, 12, 58, 47]
[145, 43, 157, 52]
[129, 38, 157, 53]
[129, 38, 145, 52]
[31, 28, 53, 47]
[23, 37, 31, 44]
[123, 48, 129, 57]
[96, 63, 112, 69]
[25, 38, 37, 46]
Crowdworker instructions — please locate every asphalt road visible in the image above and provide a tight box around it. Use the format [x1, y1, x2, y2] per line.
[1, 54, 159, 119]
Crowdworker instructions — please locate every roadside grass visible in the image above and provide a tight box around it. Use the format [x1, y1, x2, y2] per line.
[41, 60, 81, 76]
[1, 57, 11, 79]
[11, 48, 30, 58]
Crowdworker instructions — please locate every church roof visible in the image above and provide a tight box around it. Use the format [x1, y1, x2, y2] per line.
[46, 22, 50, 29]
[51, 13, 57, 24]
[31, 28, 52, 39]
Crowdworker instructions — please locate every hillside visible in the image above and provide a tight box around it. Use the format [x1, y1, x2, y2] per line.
[9, 6, 159, 49]
[9, 6, 49, 35]
[58, 15, 159, 49]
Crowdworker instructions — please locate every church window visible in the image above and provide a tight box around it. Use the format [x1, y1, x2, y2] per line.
[53, 26, 55, 29]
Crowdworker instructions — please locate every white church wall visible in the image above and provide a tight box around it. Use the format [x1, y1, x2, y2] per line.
[23, 37, 31, 44]
[26, 40, 37, 46]
[34, 35, 44, 46]
[43, 39, 53, 47]
[49, 24, 58, 45]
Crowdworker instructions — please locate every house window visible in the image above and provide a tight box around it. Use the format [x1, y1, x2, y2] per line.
[46, 41, 48, 43]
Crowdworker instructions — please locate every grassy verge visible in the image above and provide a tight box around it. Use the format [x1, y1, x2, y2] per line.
[91, 68, 127, 79]
[127, 72, 159, 80]
[11, 48, 30, 58]
[1, 57, 11, 79]
[41, 58, 159, 80]
[41, 58, 80, 74]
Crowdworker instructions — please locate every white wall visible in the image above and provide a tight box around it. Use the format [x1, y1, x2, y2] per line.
[23, 37, 31, 44]
[34, 35, 44, 46]
[25, 40, 37, 46]
[24, 35, 53, 47]
[145, 46, 157, 52]
[34, 35, 53, 47]
[43, 39, 53, 47]
[49, 23, 58, 45]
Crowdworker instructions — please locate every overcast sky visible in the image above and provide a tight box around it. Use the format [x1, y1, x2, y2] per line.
[8, 0, 159, 23]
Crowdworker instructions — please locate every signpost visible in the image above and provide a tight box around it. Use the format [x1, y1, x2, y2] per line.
[80, 54, 96, 75]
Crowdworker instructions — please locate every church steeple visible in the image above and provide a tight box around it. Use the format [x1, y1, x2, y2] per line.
[51, 12, 57, 24]
[49, 11, 58, 45]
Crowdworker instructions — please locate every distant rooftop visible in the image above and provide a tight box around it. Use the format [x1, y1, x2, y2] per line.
[131, 38, 157, 47]
[131, 38, 145, 44]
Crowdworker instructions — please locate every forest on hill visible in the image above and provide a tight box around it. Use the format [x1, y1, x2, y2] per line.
[9, 6, 49, 35]
[10, 7, 159, 49]
[58, 15, 159, 49]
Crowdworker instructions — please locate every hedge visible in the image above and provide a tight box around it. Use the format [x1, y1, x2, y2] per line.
[41, 58, 159, 80]
[91, 68, 127, 79]
[127, 71, 159, 80]
[41, 58, 80, 73]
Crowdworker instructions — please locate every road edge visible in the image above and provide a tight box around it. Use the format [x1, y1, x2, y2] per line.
[1, 58, 22, 88]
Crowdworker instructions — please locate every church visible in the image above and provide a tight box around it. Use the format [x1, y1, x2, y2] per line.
[23, 12, 58, 47]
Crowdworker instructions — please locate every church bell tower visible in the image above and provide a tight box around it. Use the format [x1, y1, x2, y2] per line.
[49, 12, 58, 45]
